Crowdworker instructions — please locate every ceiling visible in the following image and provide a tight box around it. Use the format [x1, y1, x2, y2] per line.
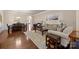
[6, 10, 45, 15]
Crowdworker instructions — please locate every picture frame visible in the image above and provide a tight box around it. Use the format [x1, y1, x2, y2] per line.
[47, 15, 58, 20]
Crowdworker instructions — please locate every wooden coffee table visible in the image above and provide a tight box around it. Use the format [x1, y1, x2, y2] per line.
[33, 24, 48, 35]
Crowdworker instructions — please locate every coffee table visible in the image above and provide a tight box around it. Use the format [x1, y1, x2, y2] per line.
[33, 24, 48, 35]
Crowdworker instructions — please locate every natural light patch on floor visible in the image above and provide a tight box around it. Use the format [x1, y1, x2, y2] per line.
[16, 37, 21, 46]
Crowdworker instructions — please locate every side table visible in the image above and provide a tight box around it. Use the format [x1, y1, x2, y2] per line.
[69, 31, 79, 48]
[46, 33, 61, 49]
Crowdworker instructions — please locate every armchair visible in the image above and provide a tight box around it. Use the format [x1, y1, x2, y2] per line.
[47, 26, 73, 48]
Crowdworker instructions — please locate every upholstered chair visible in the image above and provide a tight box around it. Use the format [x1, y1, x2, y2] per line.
[47, 26, 73, 48]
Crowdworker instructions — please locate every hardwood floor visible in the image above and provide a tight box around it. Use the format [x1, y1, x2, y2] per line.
[0, 31, 38, 49]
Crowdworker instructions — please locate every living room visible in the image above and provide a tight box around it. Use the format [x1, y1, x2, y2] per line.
[0, 10, 78, 49]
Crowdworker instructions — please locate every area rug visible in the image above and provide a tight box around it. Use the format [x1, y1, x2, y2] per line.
[24, 31, 47, 49]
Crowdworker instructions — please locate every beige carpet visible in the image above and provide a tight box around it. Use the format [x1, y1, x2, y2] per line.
[24, 31, 47, 49]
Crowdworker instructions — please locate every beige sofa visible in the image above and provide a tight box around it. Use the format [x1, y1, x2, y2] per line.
[46, 24, 58, 31]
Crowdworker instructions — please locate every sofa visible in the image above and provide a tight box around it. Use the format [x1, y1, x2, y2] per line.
[47, 26, 73, 48]
[45, 24, 58, 31]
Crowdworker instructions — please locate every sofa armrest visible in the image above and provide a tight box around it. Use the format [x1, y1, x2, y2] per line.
[48, 30, 69, 39]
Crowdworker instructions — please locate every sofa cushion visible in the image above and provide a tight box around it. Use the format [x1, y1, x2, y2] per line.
[46, 24, 58, 31]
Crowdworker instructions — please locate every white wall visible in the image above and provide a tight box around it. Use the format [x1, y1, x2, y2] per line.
[32, 10, 63, 23]
[2, 11, 33, 31]
[1, 10, 77, 30]
[62, 10, 76, 30]
[32, 10, 76, 30]
[76, 11, 79, 31]
[0, 11, 2, 22]
[0, 13, 2, 22]
[0, 10, 4, 23]
[3, 11, 29, 25]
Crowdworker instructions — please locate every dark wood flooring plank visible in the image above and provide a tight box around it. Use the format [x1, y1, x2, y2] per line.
[0, 31, 38, 49]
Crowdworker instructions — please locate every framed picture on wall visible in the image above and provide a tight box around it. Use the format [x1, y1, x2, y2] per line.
[47, 15, 58, 20]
